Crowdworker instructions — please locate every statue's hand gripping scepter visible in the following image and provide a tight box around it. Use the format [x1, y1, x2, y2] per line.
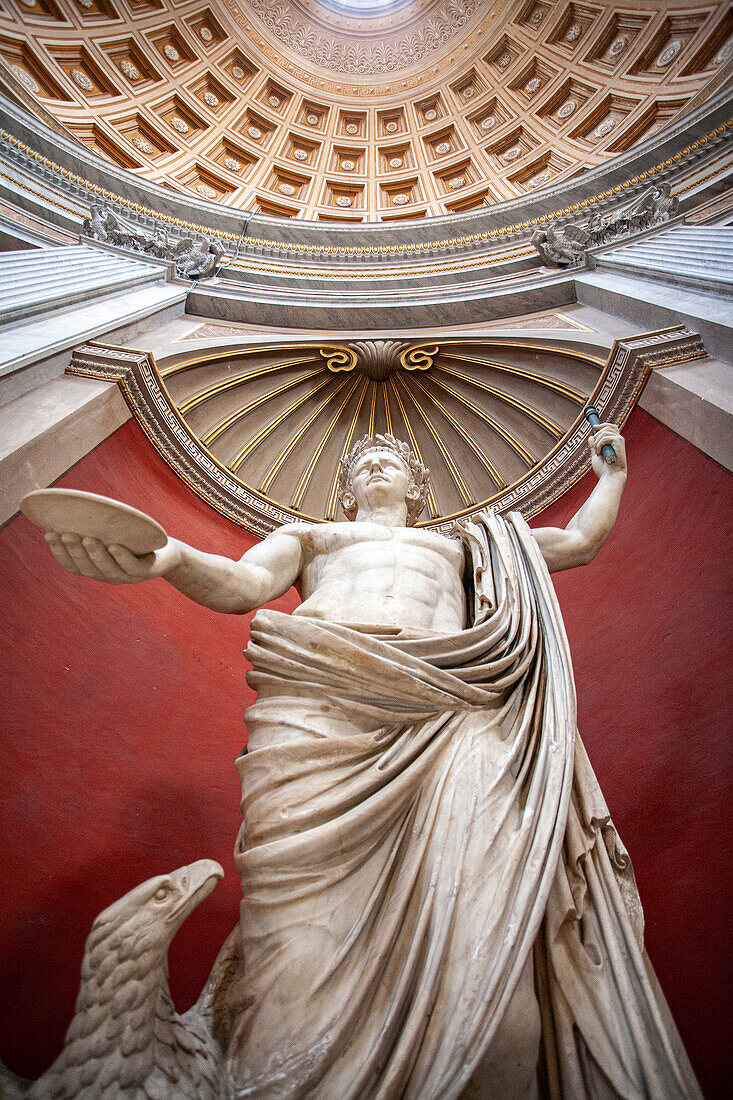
[584, 405, 617, 465]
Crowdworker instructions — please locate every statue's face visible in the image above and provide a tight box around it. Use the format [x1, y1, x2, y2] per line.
[350, 449, 412, 514]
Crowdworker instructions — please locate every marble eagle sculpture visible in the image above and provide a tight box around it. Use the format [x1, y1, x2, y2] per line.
[0, 860, 223, 1100]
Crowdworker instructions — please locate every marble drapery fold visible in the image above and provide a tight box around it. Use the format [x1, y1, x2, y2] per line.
[203, 512, 700, 1100]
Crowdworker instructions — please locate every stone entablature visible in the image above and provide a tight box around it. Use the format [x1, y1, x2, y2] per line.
[1, 86, 731, 282]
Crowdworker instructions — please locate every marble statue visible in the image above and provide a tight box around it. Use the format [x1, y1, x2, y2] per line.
[21, 426, 702, 1099]
[0, 861, 224, 1099]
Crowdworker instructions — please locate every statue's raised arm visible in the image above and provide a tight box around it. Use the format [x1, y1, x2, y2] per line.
[42, 520, 304, 614]
[531, 421, 627, 573]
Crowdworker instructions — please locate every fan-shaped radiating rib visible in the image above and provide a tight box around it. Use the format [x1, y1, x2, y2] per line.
[406, 375, 506, 491]
[260, 376, 360, 494]
[201, 368, 325, 446]
[387, 380, 439, 519]
[394, 377, 474, 507]
[293, 377, 370, 511]
[324, 380, 372, 520]
[435, 365, 564, 439]
[383, 384, 393, 434]
[229, 375, 343, 475]
[161, 346, 326, 381]
[179, 356, 320, 415]
[428, 374, 537, 467]
[439, 352, 587, 405]
[367, 382, 377, 438]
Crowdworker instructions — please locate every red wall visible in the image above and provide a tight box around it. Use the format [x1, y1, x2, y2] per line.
[0, 410, 730, 1096]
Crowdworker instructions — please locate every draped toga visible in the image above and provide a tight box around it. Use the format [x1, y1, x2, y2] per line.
[203, 511, 701, 1100]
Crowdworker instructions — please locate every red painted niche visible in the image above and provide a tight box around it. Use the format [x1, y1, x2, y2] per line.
[0, 409, 730, 1097]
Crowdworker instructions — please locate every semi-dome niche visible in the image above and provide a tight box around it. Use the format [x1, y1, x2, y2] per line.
[66, 327, 704, 534]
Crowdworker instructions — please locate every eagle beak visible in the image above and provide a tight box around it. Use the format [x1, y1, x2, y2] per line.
[168, 859, 224, 925]
[188, 858, 224, 897]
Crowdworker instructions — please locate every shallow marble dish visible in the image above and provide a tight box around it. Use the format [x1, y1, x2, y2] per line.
[21, 489, 168, 556]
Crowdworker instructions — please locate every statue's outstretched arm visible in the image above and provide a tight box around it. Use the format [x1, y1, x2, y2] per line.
[164, 530, 303, 612]
[531, 423, 627, 573]
[44, 527, 304, 614]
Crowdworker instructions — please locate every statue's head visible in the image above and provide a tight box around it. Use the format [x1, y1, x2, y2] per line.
[337, 433, 430, 525]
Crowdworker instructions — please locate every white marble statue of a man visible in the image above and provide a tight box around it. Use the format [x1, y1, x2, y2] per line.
[44, 426, 701, 1099]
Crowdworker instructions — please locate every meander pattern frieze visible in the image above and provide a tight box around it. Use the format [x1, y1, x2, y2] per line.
[65, 329, 702, 534]
[438, 325, 706, 526]
[67, 345, 281, 535]
[1, 0, 731, 220]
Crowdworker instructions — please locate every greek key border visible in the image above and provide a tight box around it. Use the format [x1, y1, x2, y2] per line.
[67, 327, 705, 534]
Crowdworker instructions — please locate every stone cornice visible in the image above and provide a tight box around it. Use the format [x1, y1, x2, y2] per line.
[1, 87, 731, 265]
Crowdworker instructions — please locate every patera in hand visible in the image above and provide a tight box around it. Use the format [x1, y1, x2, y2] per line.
[20, 489, 168, 556]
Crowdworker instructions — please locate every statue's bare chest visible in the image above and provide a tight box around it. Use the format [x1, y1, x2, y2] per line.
[295, 524, 465, 633]
[301, 523, 462, 584]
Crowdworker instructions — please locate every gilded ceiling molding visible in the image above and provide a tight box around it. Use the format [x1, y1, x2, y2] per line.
[3, 116, 731, 265]
[65, 328, 706, 535]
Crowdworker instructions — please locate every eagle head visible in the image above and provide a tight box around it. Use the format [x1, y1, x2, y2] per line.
[84, 860, 224, 976]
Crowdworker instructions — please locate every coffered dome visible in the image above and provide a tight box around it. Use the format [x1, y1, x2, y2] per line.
[1, 0, 730, 220]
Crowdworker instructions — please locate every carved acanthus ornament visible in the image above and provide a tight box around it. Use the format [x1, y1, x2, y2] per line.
[233, 0, 484, 75]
